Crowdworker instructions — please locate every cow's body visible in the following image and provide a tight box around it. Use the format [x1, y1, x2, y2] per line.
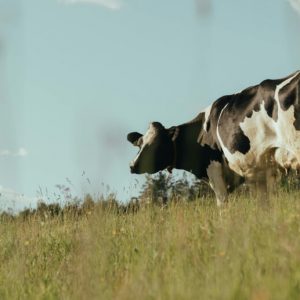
[200, 70, 300, 190]
[128, 70, 300, 205]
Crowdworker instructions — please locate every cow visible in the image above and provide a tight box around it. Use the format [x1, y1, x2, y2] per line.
[127, 70, 300, 204]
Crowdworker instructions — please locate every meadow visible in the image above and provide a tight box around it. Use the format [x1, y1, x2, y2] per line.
[1, 190, 300, 300]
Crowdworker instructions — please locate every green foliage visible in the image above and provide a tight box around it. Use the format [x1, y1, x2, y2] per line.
[139, 171, 213, 205]
[280, 171, 300, 192]
[139, 172, 171, 205]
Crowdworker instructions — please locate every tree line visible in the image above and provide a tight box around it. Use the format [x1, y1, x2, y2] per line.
[1, 170, 300, 221]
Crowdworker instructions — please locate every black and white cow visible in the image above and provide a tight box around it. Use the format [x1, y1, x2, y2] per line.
[127, 70, 300, 204]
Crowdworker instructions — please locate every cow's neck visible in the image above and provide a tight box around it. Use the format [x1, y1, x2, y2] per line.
[172, 121, 204, 178]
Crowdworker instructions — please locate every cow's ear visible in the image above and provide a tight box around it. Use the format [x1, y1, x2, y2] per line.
[168, 126, 179, 141]
[127, 132, 143, 146]
[151, 122, 164, 130]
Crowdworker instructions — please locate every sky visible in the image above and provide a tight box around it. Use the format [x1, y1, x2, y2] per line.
[0, 0, 299, 211]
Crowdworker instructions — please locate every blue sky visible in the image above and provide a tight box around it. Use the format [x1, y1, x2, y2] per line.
[0, 0, 299, 210]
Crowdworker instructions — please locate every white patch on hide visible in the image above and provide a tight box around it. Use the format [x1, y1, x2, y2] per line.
[273, 72, 300, 160]
[202, 104, 213, 132]
[223, 101, 277, 177]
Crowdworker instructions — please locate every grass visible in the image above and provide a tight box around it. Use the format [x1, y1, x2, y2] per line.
[1, 192, 300, 299]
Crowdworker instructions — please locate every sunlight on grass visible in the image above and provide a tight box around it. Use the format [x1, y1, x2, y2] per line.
[1, 192, 300, 299]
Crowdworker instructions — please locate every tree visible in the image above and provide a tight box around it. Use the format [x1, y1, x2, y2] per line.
[139, 172, 171, 205]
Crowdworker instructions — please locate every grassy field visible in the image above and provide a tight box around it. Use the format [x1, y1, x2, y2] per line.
[1, 192, 300, 300]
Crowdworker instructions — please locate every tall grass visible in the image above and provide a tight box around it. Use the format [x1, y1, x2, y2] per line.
[1, 192, 300, 299]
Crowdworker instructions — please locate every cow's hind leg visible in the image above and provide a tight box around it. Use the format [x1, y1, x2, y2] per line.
[251, 169, 277, 206]
[256, 177, 268, 201]
[207, 161, 228, 206]
[255, 166, 279, 205]
[256, 150, 279, 204]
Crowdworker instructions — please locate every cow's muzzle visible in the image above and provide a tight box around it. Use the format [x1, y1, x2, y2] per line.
[130, 163, 138, 174]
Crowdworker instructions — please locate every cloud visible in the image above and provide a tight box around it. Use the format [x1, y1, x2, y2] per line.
[0, 147, 28, 157]
[59, 0, 122, 10]
[288, 0, 300, 15]
[16, 147, 28, 157]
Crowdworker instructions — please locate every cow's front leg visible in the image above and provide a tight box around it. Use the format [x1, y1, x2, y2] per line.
[207, 161, 228, 206]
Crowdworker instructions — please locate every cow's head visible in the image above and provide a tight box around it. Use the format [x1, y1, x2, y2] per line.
[127, 122, 175, 174]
